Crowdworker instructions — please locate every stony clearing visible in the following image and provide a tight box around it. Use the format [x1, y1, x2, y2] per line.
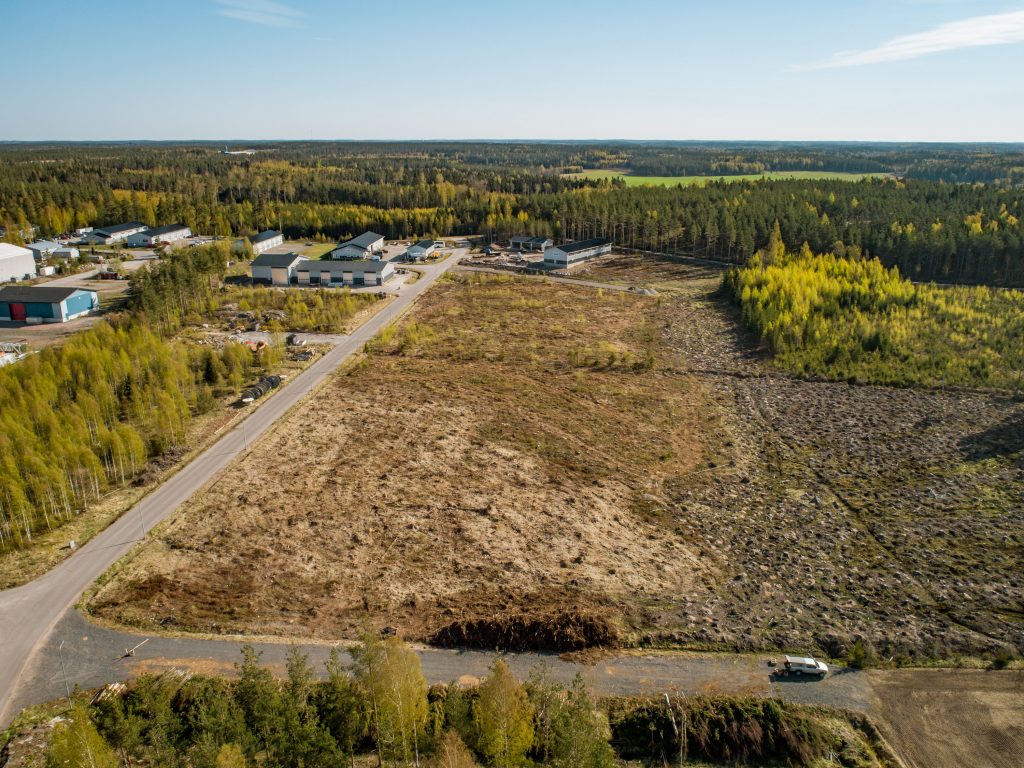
[88, 272, 714, 645]
[576, 255, 1024, 659]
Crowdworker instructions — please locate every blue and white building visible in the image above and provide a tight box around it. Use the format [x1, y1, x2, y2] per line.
[0, 286, 99, 323]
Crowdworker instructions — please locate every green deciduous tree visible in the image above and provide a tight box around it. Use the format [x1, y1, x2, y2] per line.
[472, 660, 534, 768]
[47, 702, 119, 768]
[352, 632, 429, 767]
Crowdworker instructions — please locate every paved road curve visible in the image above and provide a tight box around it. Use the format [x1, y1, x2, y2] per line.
[0, 253, 461, 726]
[8, 610, 873, 720]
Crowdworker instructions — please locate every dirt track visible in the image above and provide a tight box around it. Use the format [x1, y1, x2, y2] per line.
[869, 669, 1024, 768]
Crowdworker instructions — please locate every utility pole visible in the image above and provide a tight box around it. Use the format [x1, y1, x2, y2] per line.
[58, 640, 72, 707]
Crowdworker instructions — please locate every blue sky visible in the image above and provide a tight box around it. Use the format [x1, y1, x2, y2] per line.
[4, 0, 1024, 141]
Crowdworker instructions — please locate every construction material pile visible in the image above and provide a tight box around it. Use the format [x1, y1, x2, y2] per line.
[239, 375, 281, 404]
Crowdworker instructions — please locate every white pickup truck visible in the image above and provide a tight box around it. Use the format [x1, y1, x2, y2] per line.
[781, 655, 829, 677]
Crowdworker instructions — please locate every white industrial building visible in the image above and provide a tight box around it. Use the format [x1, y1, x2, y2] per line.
[26, 240, 62, 260]
[296, 259, 395, 287]
[330, 231, 385, 260]
[250, 252, 305, 286]
[250, 230, 285, 254]
[82, 222, 148, 245]
[250, 253, 395, 287]
[404, 239, 437, 261]
[543, 238, 613, 268]
[126, 224, 192, 247]
[0, 244, 37, 283]
[510, 235, 553, 252]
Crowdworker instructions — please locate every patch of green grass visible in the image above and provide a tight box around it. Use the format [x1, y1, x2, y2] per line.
[297, 241, 335, 259]
[566, 169, 889, 186]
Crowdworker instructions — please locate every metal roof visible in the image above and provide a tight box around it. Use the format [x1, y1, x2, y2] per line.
[551, 238, 611, 254]
[411, 239, 435, 250]
[95, 222, 147, 236]
[27, 240, 61, 251]
[140, 224, 189, 237]
[336, 231, 384, 251]
[251, 251, 304, 268]
[0, 285, 92, 303]
[296, 259, 391, 273]
[0, 243, 33, 260]
[251, 229, 282, 244]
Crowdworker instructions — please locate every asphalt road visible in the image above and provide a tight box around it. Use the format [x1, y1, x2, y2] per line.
[7, 610, 873, 719]
[0, 252, 462, 727]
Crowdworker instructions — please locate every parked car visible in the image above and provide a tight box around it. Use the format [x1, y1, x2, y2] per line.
[781, 656, 828, 677]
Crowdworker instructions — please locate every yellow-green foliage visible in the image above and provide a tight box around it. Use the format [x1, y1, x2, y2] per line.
[726, 251, 1024, 389]
[229, 287, 374, 332]
[46, 702, 118, 768]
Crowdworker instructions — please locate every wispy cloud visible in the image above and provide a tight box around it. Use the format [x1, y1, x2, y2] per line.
[800, 9, 1024, 70]
[215, 0, 305, 28]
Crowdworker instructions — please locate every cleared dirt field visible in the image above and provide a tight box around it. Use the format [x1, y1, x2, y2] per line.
[90, 256, 1024, 661]
[88, 273, 716, 645]
[869, 669, 1024, 768]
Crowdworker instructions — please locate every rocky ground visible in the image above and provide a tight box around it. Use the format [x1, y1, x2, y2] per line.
[591, 255, 1024, 659]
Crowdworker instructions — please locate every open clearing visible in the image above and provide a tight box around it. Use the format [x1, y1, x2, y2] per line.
[565, 169, 890, 186]
[88, 273, 715, 645]
[88, 257, 1023, 661]
[869, 669, 1024, 768]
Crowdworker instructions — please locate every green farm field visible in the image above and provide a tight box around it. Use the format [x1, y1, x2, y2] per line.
[566, 168, 890, 186]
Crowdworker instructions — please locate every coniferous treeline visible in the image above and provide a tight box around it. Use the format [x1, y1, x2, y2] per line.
[38, 636, 868, 768]
[3, 143, 1023, 286]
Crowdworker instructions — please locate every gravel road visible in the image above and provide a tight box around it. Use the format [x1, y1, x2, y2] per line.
[8, 609, 873, 718]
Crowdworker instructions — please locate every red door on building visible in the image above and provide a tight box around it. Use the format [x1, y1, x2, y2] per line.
[9, 303, 26, 322]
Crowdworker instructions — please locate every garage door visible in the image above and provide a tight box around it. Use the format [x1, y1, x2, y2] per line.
[9, 303, 26, 322]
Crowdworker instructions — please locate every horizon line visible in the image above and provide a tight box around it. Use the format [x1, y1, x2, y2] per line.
[2, 138, 1024, 146]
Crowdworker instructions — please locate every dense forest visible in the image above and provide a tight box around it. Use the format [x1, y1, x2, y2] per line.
[0, 247, 272, 552]
[21, 635, 882, 768]
[2, 142, 1024, 286]
[724, 234, 1024, 389]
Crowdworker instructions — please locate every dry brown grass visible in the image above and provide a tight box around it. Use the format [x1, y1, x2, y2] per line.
[87, 273, 714, 645]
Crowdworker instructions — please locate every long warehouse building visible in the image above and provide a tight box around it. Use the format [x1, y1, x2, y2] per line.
[543, 238, 613, 268]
